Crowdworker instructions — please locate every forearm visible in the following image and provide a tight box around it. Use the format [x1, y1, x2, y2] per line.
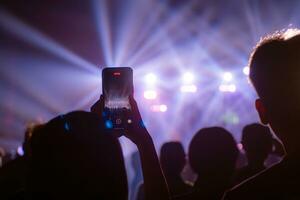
[136, 130, 170, 200]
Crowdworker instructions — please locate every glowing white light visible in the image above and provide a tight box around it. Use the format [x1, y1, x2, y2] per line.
[237, 143, 243, 151]
[182, 72, 194, 83]
[17, 146, 24, 156]
[145, 73, 157, 85]
[243, 66, 250, 76]
[219, 84, 236, 93]
[151, 104, 168, 112]
[180, 84, 197, 93]
[223, 72, 233, 82]
[159, 104, 168, 112]
[144, 90, 157, 99]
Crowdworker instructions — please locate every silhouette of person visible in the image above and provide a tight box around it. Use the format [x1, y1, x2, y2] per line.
[92, 95, 169, 200]
[136, 142, 191, 200]
[0, 124, 43, 199]
[27, 111, 128, 199]
[160, 142, 192, 197]
[233, 123, 273, 184]
[176, 127, 239, 200]
[224, 29, 300, 200]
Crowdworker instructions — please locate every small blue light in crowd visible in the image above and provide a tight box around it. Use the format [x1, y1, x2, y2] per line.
[64, 122, 70, 131]
[105, 120, 113, 129]
[102, 111, 107, 117]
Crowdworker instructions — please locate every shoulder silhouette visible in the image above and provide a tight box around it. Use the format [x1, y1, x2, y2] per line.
[224, 29, 300, 200]
[27, 111, 128, 199]
[233, 123, 273, 184]
[177, 127, 238, 200]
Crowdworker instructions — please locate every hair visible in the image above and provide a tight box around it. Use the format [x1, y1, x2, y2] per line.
[160, 142, 186, 176]
[242, 123, 273, 161]
[28, 111, 128, 199]
[249, 29, 300, 108]
[189, 127, 238, 179]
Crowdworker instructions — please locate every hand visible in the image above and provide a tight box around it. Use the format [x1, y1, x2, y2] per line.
[124, 96, 151, 146]
[91, 95, 122, 136]
[91, 95, 105, 115]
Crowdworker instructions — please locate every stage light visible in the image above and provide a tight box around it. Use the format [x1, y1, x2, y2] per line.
[243, 66, 250, 76]
[145, 73, 157, 85]
[144, 90, 157, 99]
[17, 146, 24, 156]
[219, 84, 236, 93]
[151, 104, 168, 112]
[182, 72, 194, 83]
[180, 84, 197, 93]
[237, 143, 243, 151]
[223, 72, 233, 82]
[159, 104, 168, 112]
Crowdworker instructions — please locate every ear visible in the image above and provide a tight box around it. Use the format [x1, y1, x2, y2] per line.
[255, 99, 269, 125]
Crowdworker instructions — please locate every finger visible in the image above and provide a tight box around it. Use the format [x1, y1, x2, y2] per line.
[99, 95, 105, 111]
[91, 100, 100, 113]
[129, 95, 139, 115]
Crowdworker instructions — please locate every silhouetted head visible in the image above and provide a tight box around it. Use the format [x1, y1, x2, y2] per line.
[242, 123, 273, 166]
[23, 123, 44, 157]
[28, 111, 128, 199]
[160, 142, 186, 177]
[189, 127, 238, 182]
[249, 29, 300, 154]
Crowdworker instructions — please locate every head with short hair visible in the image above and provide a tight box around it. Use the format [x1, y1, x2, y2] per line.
[28, 111, 128, 199]
[160, 142, 186, 177]
[242, 123, 273, 165]
[189, 127, 238, 182]
[249, 29, 300, 152]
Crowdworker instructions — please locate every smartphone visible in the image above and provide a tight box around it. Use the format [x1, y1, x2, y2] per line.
[102, 67, 133, 130]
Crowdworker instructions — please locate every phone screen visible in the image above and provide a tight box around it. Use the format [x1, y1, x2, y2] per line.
[102, 67, 133, 129]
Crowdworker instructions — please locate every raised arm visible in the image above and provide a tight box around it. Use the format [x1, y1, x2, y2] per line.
[91, 96, 170, 200]
[125, 96, 169, 200]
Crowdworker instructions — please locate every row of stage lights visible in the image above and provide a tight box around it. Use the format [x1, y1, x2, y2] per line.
[142, 66, 250, 112]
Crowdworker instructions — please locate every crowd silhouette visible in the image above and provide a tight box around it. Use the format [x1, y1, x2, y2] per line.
[1, 29, 300, 200]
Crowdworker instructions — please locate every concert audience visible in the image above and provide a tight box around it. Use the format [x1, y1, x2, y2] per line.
[136, 142, 192, 200]
[233, 123, 273, 184]
[1, 28, 300, 200]
[176, 127, 239, 200]
[224, 29, 300, 199]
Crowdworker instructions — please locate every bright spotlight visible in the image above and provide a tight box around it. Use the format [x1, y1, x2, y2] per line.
[159, 104, 168, 112]
[182, 72, 194, 83]
[243, 66, 250, 76]
[151, 104, 168, 112]
[145, 73, 157, 85]
[219, 84, 236, 93]
[180, 84, 197, 93]
[17, 146, 24, 156]
[143, 90, 157, 99]
[223, 72, 233, 82]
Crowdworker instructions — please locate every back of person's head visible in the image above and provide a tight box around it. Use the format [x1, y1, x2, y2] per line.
[242, 123, 273, 164]
[23, 123, 43, 158]
[160, 142, 186, 177]
[28, 111, 128, 199]
[189, 127, 238, 182]
[249, 29, 300, 148]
